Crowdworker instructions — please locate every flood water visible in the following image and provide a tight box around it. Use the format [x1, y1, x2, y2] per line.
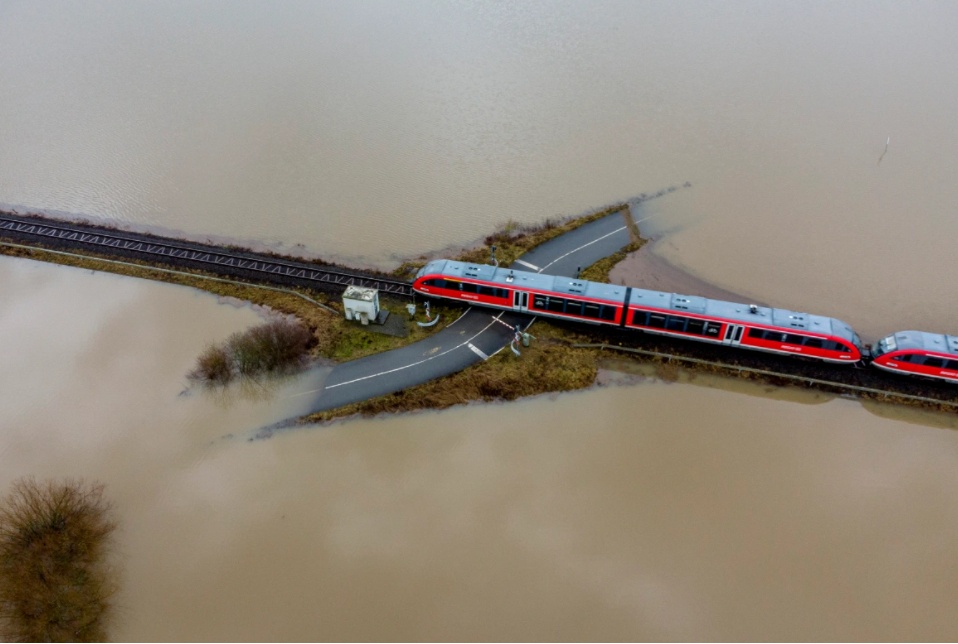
[2, 1, 958, 640]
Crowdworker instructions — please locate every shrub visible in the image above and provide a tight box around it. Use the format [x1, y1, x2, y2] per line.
[0, 478, 117, 642]
[189, 318, 314, 385]
[190, 343, 234, 385]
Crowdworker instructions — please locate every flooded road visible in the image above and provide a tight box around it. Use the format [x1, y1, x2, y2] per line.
[2, 1, 958, 639]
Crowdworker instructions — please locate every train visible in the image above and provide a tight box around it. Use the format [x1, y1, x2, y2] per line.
[412, 259, 958, 385]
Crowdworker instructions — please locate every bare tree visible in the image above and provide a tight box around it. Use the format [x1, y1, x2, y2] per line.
[0, 478, 118, 642]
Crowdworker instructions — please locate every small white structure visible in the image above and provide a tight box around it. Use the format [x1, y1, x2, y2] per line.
[342, 286, 380, 325]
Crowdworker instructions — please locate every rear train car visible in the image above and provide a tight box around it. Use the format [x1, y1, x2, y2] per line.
[870, 330, 958, 383]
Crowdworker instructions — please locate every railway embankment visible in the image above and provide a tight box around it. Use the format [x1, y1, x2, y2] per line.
[2, 200, 956, 422]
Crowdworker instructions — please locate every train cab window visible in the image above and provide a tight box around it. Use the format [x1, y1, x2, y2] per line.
[631, 311, 649, 326]
[924, 357, 945, 369]
[687, 319, 706, 335]
[583, 303, 601, 319]
[666, 315, 687, 332]
[895, 353, 913, 363]
[533, 295, 547, 309]
[832, 342, 851, 353]
[648, 313, 667, 329]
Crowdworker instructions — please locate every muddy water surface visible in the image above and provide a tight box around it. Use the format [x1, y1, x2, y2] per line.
[2, 1, 958, 640]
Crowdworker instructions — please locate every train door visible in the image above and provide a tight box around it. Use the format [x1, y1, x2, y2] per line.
[723, 323, 744, 346]
[512, 290, 528, 312]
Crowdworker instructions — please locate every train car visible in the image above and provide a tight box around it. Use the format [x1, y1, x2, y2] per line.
[870, 330, 958, 383]
[623, 289, 864, 363]
[413, 259, 628, 326]
[413, 259, 865, 363]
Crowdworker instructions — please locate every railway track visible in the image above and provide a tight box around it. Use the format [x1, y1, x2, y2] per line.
[0, 212, 413, 297]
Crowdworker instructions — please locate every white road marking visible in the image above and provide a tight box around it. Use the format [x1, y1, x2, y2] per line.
[537, 225, 627, 273]
[514, 259, 540, 271]
[321, 313, 509, 390]
[467, 342, 489, 361]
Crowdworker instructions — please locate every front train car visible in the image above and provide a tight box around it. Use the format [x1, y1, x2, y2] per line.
[870, 330, 958, 383]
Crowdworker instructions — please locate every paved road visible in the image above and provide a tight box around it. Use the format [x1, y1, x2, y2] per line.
[295, 210, 634, 413]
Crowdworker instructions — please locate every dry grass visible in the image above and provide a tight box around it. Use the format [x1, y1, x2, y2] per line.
[392, 203, 628, 279]
[1, 204, 640, 416]
[0, 478, 117, 643]
[305, 321, 599, 422]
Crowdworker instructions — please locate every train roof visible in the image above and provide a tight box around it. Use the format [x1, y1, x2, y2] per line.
[420, 259, 858, 342]
[421, 260, 629, 302]
[887, 330, 958, 356]
[627, 288, 857, 341]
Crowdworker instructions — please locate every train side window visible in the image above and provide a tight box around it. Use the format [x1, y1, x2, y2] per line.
[804, 337, 823, 348]
[583, 303, 601, 318]
[924, 357, 945, 369]
[648, 313, 667, 329]
[747, 328, 766, 340]
[461, 282, 477, 293]
[666, 315, 687, 332]
[946, 360, 958, 371]
[548, 297, 566, 313]
[498, 289, 509, 299]
[599, 306, 617, 321]
[687, 319, 706, 335]
[533, 295, 547, 309]
[632, 310, 649, 326]
[784, 334, 805, 345]
[565, 300, 584, 316]
[895, 353, 912, 363]
[477, 285, 493, 297]
[705, 322, 722, 337]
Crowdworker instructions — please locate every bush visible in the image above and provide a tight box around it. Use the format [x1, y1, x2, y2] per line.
[192, 344, 234, 385]
[0, 478, 117, 642]
[189, 318, 314, 385]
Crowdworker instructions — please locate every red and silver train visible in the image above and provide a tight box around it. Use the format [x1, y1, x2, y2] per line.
[412, 259, 958, 384]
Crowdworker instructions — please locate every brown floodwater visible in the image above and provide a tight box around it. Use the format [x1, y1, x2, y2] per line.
[2, 1, 958, 640]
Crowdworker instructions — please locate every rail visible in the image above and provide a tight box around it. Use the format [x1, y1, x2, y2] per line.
[0, 214, 413, 296]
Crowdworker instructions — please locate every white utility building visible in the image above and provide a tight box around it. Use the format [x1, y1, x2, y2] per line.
[342, 286, 380, 325]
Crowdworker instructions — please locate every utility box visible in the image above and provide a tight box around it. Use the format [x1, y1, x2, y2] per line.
[342, 286, 380, 325]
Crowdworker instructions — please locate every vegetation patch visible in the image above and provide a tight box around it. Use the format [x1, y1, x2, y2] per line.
[305, 320, 599, 422]
[393, 202, 629, 279]
[0, 478, 117, 643]
[189, 318, 314, 385]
